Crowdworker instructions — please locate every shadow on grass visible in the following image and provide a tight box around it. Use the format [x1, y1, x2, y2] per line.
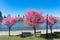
[15, 32, 60, 40]
[16, 32, 33, 38]
[40, 32, 60, 39]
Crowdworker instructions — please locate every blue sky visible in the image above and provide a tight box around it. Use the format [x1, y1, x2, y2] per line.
[0, 0, 60, 17]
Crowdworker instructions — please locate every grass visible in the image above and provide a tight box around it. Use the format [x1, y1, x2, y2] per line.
[0, 35, 60, 40]
[0, 32, 60, 40]
[0, 36, 46, 40]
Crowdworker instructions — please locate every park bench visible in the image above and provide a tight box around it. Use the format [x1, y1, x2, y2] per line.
[20, 32, 33, 38]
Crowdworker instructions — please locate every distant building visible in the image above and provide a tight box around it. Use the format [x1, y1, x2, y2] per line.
[7, 14, 11, 17]
[23, 15, 24, 18]
[57, 17, 60, 22]
[4, 15, 7, 18]
[18, 15, 20, 18]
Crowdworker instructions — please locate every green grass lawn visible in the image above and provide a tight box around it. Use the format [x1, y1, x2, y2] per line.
[0, 35, 60, 40]
[0, 32, 60, 40]
[0, 36, 46, 40]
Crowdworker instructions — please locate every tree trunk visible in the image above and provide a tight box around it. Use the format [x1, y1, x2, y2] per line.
[9, 26, 11, 37]
[33, 27, 36, 37]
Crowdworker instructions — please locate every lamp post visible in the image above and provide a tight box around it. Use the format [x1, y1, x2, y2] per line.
[46, 14, 48, 40]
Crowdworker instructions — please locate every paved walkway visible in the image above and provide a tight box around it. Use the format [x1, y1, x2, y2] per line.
[0, 29, 60, 35]
[54, 39, 60, 40]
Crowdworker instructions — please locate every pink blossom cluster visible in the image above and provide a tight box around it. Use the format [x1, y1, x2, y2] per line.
[2, 16, 20, 26]
[48, 15, 57, 26]
[23, 10, 45, 27]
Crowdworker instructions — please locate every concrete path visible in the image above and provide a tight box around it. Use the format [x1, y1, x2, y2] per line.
[0, 29, 60, 35]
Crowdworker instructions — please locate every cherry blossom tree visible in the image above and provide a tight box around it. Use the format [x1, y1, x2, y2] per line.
[48, 15, 57, 38]
[2, 16, 20, 37]
[46, 15, 57, 39]
[23, 10, 45, 37]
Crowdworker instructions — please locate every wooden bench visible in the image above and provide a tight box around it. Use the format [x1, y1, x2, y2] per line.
[20, 32, 33, 38]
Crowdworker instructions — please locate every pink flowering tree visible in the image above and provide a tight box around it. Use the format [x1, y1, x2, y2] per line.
[23, 10, 45, 37]
[47, 15, 57, 38]
[46, 15, 57, 38]
[2, 16, 20, 37]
